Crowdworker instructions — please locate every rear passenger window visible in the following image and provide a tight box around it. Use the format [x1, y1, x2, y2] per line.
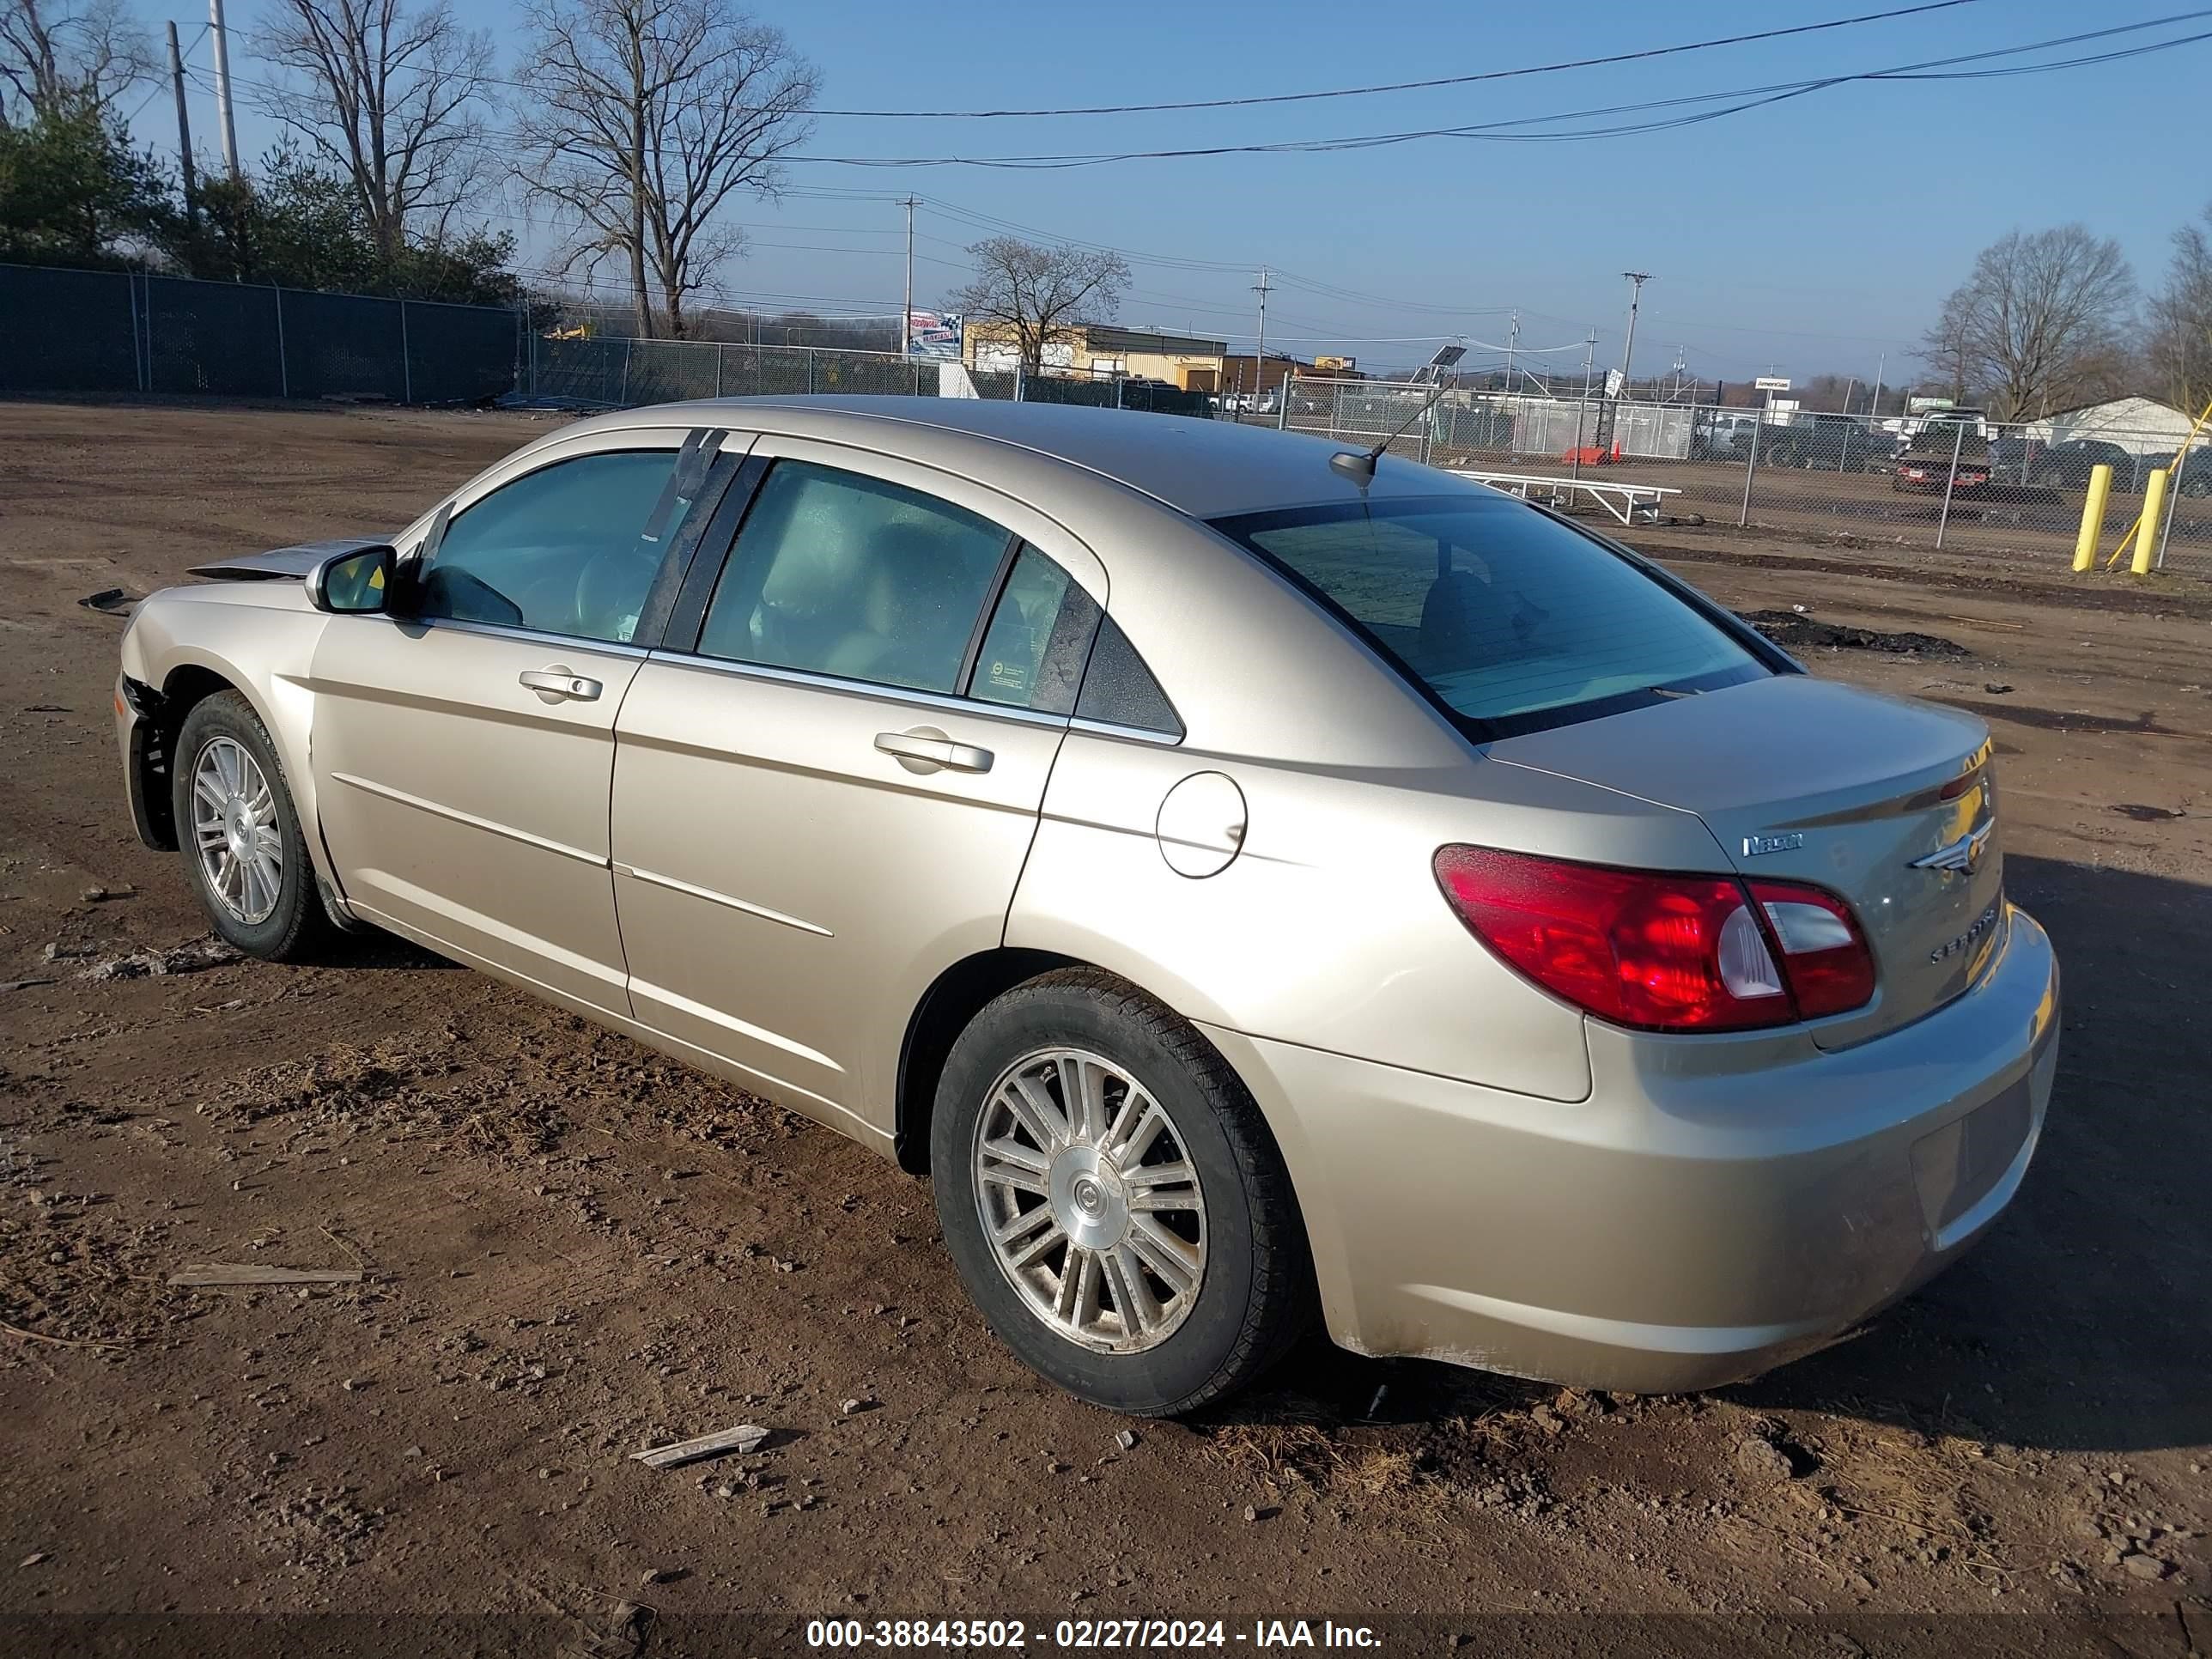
[969, 548, 1098, 715]
[1075, 617, 1182, 737]
[698, 460, 1012, 694]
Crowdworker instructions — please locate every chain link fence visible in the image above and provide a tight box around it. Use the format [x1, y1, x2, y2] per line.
[3, 261, 1216, 420]
[0, 262, 520, 404]
[1266, 378, 2211, 575]
[523, 330, 1212, 416]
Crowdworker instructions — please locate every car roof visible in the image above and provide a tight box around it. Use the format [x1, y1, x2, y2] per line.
[555, 394, 1480, 521]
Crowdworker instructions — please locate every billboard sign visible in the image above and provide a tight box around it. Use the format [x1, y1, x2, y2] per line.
[907, 310, 963, 362]
[1753, 375, 1792, 392]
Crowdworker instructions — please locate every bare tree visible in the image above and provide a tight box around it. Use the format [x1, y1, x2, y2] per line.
[254, 0, 495, 263]
[1920, 225, 2135, 420]
[1, 0, 151, 122]
[951, 236, 1132, 377]
[512, 0, 815, 339]
[2146, 202, 2212, 417]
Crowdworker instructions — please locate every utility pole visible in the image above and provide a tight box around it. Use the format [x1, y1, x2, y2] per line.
[899, 196, 919, 361]
[1251, 267, 1273, 401]
[1571, 329, 1597, 481]
[166, 21, 198, 225]
[208, 0, 240, 184]
[1504, 309, 1519, 393]
[1671, 345, 1686, 403]
[1869, 351, 1886, 420]
[1618, 270, 1651, 400]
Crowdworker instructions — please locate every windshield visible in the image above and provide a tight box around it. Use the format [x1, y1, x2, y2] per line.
[1210, 493, 1770, 738]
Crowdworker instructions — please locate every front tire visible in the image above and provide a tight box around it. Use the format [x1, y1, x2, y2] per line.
[171, 691, 337, 962]
[931, 969, 1313, 1415]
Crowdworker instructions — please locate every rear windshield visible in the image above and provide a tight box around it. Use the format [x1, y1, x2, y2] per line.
[1210, 493, 1770, 738]
[1911, 425, 1989, 459]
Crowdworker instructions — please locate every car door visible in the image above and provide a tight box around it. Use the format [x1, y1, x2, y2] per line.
[610, 439, 1108, 1143]
[310, 426, 742, 1018]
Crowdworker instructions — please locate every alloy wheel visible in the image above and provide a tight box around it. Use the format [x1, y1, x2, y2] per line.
[971, 1048, 1207, 1353]
[190, 735, 283, 925]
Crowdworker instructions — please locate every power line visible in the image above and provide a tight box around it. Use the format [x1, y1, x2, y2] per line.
[779, 13, 2212, 167]
[802, 1, 1986, 117]
[122, 21, 206, 125]
[173, 2, 1981, 121]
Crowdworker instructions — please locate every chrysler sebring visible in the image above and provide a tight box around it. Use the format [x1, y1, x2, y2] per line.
[114, 397, 2057, 1414]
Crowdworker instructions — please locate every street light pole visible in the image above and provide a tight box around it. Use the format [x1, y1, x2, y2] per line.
[1618, 270, 1651, 401]
[208, 0, 240, 183]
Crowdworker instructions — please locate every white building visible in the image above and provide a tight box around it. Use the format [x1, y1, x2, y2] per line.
[2023, 396, 2205, 457]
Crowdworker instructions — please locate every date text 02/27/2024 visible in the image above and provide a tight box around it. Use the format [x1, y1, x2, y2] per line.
[805, 1619, 1383, 1650]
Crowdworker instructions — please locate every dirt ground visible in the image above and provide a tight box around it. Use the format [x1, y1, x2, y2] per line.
[2, 401, 2209, 1656]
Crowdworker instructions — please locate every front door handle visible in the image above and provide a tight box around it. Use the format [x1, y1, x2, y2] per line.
[520, 668, 603, 702]
[874, 730, 994, 774]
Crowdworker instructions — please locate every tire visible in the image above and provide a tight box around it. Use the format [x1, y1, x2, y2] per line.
[170, 690, 339, 963]
[930, 969, 1314, 1415]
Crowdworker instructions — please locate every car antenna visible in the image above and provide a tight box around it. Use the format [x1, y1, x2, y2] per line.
[1328, 344, 1464, 487]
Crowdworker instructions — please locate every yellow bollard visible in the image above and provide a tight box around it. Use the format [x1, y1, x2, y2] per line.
[2075, 464, 2113, 571]
[2133, 465, 2169, 574]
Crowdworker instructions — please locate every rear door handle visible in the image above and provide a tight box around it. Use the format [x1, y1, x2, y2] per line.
[874, 731, 994, 773]
[519, 669, 603, 701]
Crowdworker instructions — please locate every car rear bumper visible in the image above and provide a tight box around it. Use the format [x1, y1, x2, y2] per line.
[1206, 902, 2058, 1393]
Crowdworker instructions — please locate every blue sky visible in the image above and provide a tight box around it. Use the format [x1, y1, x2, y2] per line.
[136, 0, 2211, 381]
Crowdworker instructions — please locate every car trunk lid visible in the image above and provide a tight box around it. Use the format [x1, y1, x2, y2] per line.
[1486, 675, 2002, 1048]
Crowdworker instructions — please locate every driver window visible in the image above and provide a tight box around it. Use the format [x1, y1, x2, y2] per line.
[416, 448, 684, 644]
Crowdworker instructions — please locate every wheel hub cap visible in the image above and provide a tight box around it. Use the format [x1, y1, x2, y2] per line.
[1051, 1147, 1130, 1251]
[972, 1048, 1207, 1354]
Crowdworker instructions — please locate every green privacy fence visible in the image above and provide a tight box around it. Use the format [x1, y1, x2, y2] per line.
[0, 262, 520, 404]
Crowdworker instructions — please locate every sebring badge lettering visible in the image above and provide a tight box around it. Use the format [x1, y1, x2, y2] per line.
[1741, 831, 1806, 857]
[1930, 902, 2002, 964]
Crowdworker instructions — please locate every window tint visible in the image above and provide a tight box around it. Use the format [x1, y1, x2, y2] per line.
[1075, 616, 1182, 736]
[418, 449, 683, 644]
[969, 547, 1097, 714]
[698, 460, 1012, 694]
[1909, 425, 1988, 459]
[1211, 493, 1765, 737]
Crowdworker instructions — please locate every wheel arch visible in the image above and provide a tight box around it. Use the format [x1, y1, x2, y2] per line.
[127, 658, 255, 851]
[895, 946, 1081, 1173]
[135, 635, 347, 906]
[893, 949, 1293, 1187]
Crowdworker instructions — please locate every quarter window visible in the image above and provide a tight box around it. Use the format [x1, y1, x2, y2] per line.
[416, 448, 685, 645]
[698, 459, 1012, 695]
[1073, 616, 1182, 737]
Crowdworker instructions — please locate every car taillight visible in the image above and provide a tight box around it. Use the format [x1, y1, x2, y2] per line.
[1747, 881, 1875, 1018]
[1432, 847, 1875, 1033]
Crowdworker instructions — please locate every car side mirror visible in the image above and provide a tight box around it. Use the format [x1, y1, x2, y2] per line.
[307, 545, 395, 614]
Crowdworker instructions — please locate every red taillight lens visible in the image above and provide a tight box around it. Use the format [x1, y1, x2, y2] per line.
[1747, 881, 1875, 1018]
[1433, 847, 1875, 1032]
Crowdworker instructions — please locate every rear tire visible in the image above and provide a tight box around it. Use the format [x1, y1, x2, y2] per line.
[170, 691, 338, 963]
[931, 969, 1313, 1415]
